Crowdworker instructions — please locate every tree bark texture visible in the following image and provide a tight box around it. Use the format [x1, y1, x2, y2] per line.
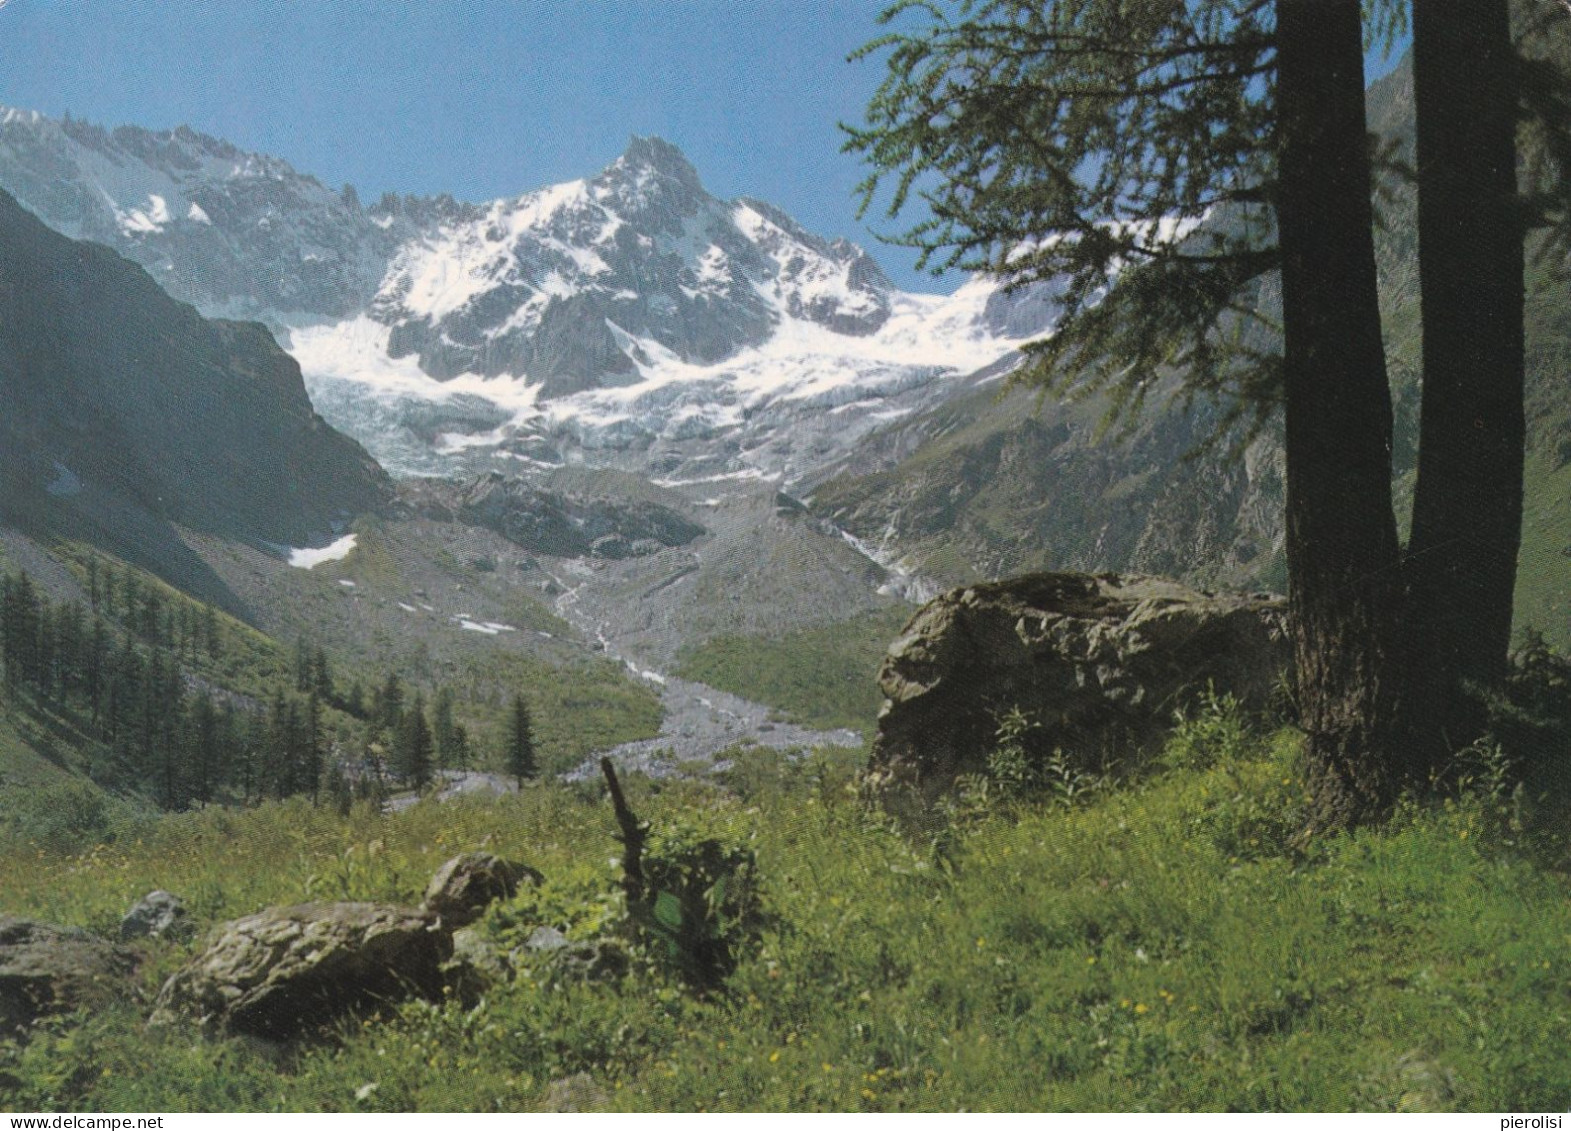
[1404, 0, 1526, 773]
[1275, 0, 1406, 831]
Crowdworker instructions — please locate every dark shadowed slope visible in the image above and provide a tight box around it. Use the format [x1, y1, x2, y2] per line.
[0, 188, 391, 607]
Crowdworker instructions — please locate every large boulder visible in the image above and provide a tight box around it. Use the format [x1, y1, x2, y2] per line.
[0, 916, 138, 1031]
[865, 572, 1291, 807]
[422, 853, 541, 928]
[149, 903, 451, 1040]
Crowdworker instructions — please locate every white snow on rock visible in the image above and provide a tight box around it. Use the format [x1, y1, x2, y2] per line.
[116, 193, 171, 236]
[456, 618, 518, 635]
[287, 533, 358, 569]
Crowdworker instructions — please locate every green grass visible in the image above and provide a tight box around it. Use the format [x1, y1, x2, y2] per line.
[4, 709, 1569, 1112]
[447, 650, 664, 776]
[674, 605, 914, 734]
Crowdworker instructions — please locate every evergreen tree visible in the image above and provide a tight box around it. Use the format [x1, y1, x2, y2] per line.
[844, 0, 1567, 829]
[102, 563, 117, 620]
[376, 671, 405, 738]
[2, 571, 42, 690]
[189, 690, 220, 806]
[305, 692, 325, 801]
[396, 690, 434, 789]
[266, 689, 292, 798]
[201, 603, 220, 658]
[140, 584, 161, 644]
[432, 686, 460, 769]
[311, 645, 334, 701]
[505, 692, 537, 787]
[294, 636, 313, 693]
[85, 615, 108, 725]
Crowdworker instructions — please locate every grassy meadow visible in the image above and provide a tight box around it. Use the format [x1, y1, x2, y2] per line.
[2, 698, 1569, 1113]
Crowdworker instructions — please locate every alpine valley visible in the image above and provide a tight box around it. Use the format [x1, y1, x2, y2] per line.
[3, 19, 1571, 1112]
[0, 57, 1566, 792]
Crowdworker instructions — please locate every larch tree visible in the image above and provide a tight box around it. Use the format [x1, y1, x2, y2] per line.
[1401, 0, 1523, 776]
[1274, 0, 1404, 828]
[844, 0, 1565, 829]
[398, 690, 434, 790]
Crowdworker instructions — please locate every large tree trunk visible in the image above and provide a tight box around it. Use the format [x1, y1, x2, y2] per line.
[1275, 0, 1405, 831]
[1403, 0, 1525, 775]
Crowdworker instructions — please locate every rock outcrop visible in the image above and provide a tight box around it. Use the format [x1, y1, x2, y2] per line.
[120, 891, 191, 942]
[422, 852, 540, 929]
[403, 474, 705, 560]
[865, 572, 1291, 807]
[0, 916, 138, 1031]
[149, 903, 450, 1040]
[441, 927, 513, 1003]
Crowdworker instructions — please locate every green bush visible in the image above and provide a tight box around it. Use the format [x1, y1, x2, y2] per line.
[0, 779, 151, 854]
[1164, 687, 1255, 771]
[961, 706, 1108, 810]
[632, 819, 763, 989]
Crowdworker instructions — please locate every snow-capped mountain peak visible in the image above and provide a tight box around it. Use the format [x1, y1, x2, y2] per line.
[0, 106, 1058, 486]
[0, 106, 401, 320]
[370, 136, 897, 400]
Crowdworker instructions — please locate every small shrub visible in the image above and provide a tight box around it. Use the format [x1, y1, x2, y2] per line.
[1170, 695, 1303, 861]
[632, 820, 763, 989]
[1493, 632, 1571, 783]
[979, 706, 1106, 808]
[1165, 687, 1253, 772]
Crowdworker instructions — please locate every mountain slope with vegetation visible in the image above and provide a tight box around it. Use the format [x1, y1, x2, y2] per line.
[805, 53, 1569, 653]
[0, 188, 391, 608]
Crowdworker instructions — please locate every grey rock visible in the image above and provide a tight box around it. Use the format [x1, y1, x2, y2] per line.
[442, 927, 513, 1003]
[590, 533, 632, 559]
[523, 926, 570, 953]
[149, 902, 451, 1039]
[422, 852, 541, 928]
[0, 916, 138, 1031]
[543, 1072, 609, 1112]
[120, 890, 191, 942]
[403, 473, 704, 560]
[545, 939, 630, 986]
[865, 571, 1291, 809]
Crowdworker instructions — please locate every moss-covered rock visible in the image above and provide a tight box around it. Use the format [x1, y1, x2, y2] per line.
[866, 571, 1290, 809]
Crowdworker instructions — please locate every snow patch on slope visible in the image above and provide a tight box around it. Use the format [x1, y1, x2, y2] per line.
[287, 533, 358, 568]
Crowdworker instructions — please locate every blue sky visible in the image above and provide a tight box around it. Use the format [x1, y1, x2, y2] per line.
[0, 0, 943, 285]
[0, 1, 1409, 295]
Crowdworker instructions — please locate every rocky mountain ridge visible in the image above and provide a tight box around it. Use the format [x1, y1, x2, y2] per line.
[0, 106, 1047, 483]
[0, 185, 391, 601]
